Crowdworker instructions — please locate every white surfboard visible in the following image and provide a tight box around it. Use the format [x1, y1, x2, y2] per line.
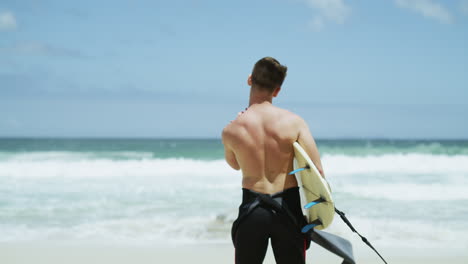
[291, 142, 334, 230]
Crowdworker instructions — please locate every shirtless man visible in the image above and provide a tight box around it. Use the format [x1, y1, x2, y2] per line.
[222, 57, 324, 264]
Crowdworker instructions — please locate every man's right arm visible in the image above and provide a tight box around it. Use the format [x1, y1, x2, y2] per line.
[297, 117, 325, 178]
[222, 125, 241, 171]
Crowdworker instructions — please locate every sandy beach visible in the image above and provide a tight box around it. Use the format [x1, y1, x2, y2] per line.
[1, 241, 467, 264]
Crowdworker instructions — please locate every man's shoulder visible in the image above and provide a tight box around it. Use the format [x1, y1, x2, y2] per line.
[275, 107, 304, 124]
[222, 120, 243, 142]
[222, 122, 235, 138]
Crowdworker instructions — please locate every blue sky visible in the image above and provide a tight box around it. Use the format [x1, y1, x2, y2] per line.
[1, 0, 467, 138]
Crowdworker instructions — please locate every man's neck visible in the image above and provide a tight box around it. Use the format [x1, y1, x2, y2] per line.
[249, 89, 273, 107]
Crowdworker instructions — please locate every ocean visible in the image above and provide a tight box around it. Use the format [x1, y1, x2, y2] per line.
[0, 138, 467, 250]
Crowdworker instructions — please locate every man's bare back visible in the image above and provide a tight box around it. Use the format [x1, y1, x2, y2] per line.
[224, 57, 325, 263]
[222, 101, 324, 194]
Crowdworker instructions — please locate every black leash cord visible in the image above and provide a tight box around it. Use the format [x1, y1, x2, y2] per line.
[335, 208, 388, 264]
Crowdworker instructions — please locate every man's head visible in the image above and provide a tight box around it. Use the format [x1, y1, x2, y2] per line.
[249, 57, 287, 94]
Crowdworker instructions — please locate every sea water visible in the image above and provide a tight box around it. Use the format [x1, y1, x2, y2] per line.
[0, 138, 467, 249]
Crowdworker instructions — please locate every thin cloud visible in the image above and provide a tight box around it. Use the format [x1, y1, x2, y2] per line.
[395, 0, 453, 24]
[305, 0, 351, 31]
[310, 16, 325, 31]
[0, 11, 17, 31]
[461, 0, 468, 15]
[1, 42, 88, 59]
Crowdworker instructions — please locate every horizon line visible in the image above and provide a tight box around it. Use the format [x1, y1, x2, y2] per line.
[1, 136, 468, 141]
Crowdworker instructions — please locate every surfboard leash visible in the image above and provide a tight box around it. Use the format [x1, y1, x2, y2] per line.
[335, 208, 388, 264]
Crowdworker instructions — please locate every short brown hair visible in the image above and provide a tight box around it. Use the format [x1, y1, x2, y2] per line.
[251, 57, 287, 92]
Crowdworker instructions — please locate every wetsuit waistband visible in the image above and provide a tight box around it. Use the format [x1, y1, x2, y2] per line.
[241, 187, 300, 205]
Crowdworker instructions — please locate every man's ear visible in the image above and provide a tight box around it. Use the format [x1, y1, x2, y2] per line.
[272, 86, 281, 97]
[247, 75, 252, 86]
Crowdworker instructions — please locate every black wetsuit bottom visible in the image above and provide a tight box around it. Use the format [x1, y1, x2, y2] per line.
[231, 187, 307, 264]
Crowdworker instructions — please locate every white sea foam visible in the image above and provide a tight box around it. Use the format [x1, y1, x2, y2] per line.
[0, 153, 237, 179]
[323, 153, 468, 175]
[1, 152, 468, 179]
[326, 215, 468, 250]
[337, 182, 468, 201]
[1, 151, 467, 248]
[0, 151, 155, 161]
[0, 216, 231, 245]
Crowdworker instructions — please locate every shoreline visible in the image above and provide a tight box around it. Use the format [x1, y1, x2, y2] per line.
[1, 241, 467, 264]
